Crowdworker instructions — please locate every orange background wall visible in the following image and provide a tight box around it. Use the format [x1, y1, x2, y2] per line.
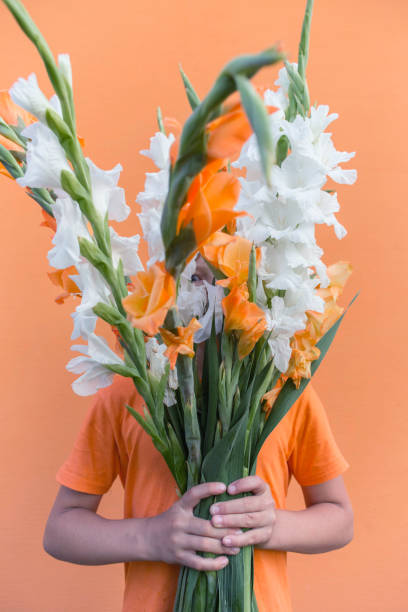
[0, 0, 406, 610]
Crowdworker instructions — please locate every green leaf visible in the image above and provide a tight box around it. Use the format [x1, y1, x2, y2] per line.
[252, 291, 359, 467]
[104, 362, 139, 378]
[276, 134, 290, 166]
[203, 315, 220, 455]
[179, 63, 201, 110]
[247, 244, 257, 302]
[233, 74, 274, 187]
[78, 236, 112, 279]
[164, 224, 197, 278]
[60, 169, 93, 217]
[298, 0, 314, 80]
[167, 423, 188, 493]
[45, 107, 74, 151]
[156, 106, 165, 134]
[0, 142, 23, 177]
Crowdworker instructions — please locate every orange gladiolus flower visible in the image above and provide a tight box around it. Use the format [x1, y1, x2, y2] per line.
[0, 90, 36, 129]
[206, 85, 277, 162]
[262, 376, 285, 415]
[285, 261, 352, 388]
[159, 317, 202, 369]
[39, 208, 57, 233]
[200, 230, 260, 290]
[222, 283, 267, 359]
[122, 263, 176, 336]
[177, 160, 244, 247]
[47, 265, 81, 304]
[0, 90, 36, 179]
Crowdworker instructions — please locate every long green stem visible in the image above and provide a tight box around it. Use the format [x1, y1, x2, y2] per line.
[166, 307, 201, 489]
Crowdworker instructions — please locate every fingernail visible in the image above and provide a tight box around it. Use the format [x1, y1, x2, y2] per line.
[213, 515, 223, 526]
[210, 505, 220, 514]
[219, 557, 228, 567]
[215, 483, 226, 493]
[231, 547, 240, 554]
[229, 484, 236, 494]
[223, 537, 232, 546]
[235, 529, 243, 534]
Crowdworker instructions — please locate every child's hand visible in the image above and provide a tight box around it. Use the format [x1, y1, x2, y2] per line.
[143, 481, 241, 570]
[209, 476, 277, 550]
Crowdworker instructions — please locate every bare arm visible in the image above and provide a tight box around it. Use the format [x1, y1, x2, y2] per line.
[209, 474, 354, 554]
[265, 475, 354, 553]
[43, 482, 240, 570]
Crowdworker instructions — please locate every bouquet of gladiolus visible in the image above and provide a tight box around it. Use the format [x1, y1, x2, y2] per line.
[0, 0, 357, 609]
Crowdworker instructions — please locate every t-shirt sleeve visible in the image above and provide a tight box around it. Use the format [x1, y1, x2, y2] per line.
[287, 383, 350, 486]
[56, 387, 121, 495]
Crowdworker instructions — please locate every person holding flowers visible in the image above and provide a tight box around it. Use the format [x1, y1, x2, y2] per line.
[0, 0, 357, 609]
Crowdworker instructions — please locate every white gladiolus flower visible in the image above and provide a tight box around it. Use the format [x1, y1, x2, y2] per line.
[47, 195, 91, 269]
[16, 121, 72, 189]
[68, 260, 113, 340]
[66, 332, 124, 396]
[136, 130, 175, 266]
[140, 131, 175, 170]
[136, 169, 170, 208]
[309, 105, 339, 141]
[9, 73, 54, 123]
[58, 53, 73, 89]
[138, 207, 165, 266]
[86, 158, 130, 222]
[313, 132, 357, 185]
[194, 281, 225, 343]
[145, 337, 178, 406]
[109, 226, 143, 276]
[271, 152, 327, 196]
[263, 63, 298, 112]
[264, 297, 305, 373]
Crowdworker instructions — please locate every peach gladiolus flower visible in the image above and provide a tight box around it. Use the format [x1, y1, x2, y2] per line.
[122, 263, 176, 336]
[177, 160, 243, 247]
[222, 283, 267, 359]
[159, 317, 202, 369]
[200, 231, 260, 290]
[285, 261, 352, 388]
[47, 265, 81, 304]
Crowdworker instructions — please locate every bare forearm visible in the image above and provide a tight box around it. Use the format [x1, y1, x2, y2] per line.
[43, 508, 149, 565]
[262, 503, 354, 554]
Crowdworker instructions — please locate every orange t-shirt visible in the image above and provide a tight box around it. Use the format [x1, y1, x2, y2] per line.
[56, 375, 349, 612]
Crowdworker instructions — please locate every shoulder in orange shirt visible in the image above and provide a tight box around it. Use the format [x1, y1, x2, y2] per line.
[56, 375, 349, 612]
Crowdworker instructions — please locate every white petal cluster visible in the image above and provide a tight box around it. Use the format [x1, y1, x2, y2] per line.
[145, 337, 179, 406]
[109, 226, 143, 276]
[16, 121, 72, 189]
[177, 256, 224, 343]
[47, 195, 92, 269]
[232, 65, 357, 372]
[66, 332, 124, 396]
[136, 131, 175, 266]
[86, 157, 130, 222]
[9, 72, 56, 124]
